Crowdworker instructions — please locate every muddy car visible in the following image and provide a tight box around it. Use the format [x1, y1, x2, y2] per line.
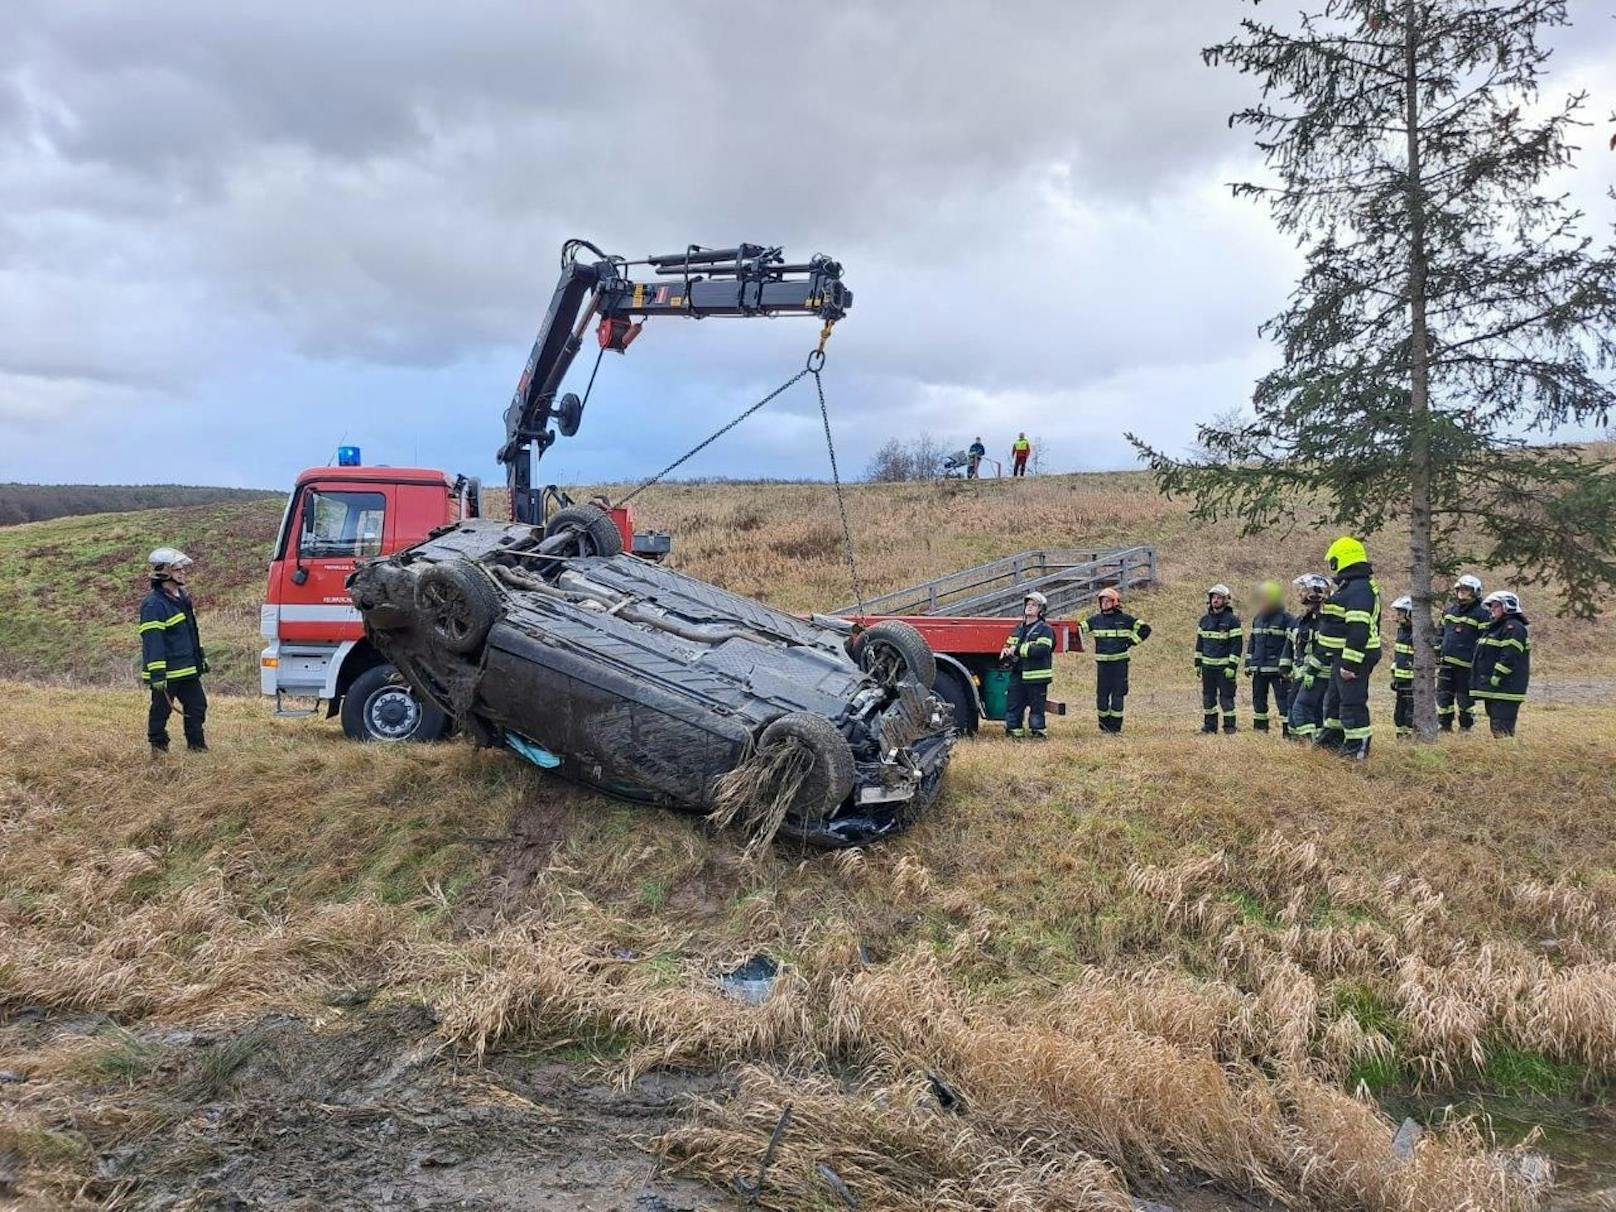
[347, 508, 954, 847]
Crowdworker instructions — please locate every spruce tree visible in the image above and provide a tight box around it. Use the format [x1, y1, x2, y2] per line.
[1131, 0, 1616, 737]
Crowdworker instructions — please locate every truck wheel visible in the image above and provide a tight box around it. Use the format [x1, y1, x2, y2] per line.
[341, 664, 450, 743]
[544, 505, 624, 557]
[758, 713, 856, 826]
[854, 620, 938, 690]
[933, 666, 979, 735]
[415, 560, 499, 654]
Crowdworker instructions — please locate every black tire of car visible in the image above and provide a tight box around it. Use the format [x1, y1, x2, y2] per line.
[933, 665, 979, 735]
[854, 619, 938, 690]
[415, 560, 500, 655]
[758, 713, 856, 825]
[341, 664, 450, 743]
[543, 505, 624, 557]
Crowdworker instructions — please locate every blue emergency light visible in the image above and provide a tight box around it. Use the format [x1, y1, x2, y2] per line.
[336, 445, 362, 467]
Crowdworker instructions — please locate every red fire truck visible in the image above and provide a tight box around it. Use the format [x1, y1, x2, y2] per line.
[261, 240, 1137, 739]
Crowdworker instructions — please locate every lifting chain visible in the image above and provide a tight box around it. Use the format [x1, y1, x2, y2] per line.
[616, 333, 865, 613]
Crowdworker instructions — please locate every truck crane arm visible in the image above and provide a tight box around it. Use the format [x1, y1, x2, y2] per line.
[500, 239, 852, 524]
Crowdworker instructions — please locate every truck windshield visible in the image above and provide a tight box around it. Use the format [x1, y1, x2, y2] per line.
[300, 490, 386, 559]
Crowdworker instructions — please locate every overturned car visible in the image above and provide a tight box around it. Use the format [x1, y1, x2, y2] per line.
[347, 508, 955, 847]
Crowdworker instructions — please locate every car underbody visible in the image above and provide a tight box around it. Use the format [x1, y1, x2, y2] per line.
[348, 513, 955, 847]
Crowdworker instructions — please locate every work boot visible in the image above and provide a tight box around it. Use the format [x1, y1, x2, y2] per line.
[187, 742, 209, 752]
[1438, 719, 1453, 733]
[1200, 724, 1217, 735]
[1280, 723, 1291, 739]
[1253, 719, 1269, 733]
[1223, 720, 1238, 734]
[149, 742, 169, 759]
[1459, 717, 1475, 732]
[1005, 728, 1026, 739]
[1029, 730, 1049, 741]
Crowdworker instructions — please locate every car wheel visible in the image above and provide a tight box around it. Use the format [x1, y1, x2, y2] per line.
[415, 560, 499, 654]
[854, 619, 938, 690]
[933, 665, 979, 735]
[341, 664, 450, 743]
[758, 712, 856, 825]
[543, 505, 624, 557]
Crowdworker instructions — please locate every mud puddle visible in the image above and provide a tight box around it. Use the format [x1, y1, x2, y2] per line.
[1, 1004, 726, 1210]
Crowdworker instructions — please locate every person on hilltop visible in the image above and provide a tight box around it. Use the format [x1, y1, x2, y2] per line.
[1282, 573, 1331, 741]
[1317, 536, 1382, 760]
[1437, 573, 1489, 732]
[1000, 591, 1055, 738]
[1471, 590, 1531, 738]
[1010, 433, 1031, 477]
[967, 436, 987, 479]
[1244, 579, 1294, 735]
[1193, 584, 1242, 734]
[140, 547, 209, 755]
[1081, 586, 1150, 734]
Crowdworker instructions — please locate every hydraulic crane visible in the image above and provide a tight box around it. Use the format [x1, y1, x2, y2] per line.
[499, 239, 852, 524]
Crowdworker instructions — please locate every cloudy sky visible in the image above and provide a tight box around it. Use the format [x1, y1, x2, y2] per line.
[2, 2, 1612, 489]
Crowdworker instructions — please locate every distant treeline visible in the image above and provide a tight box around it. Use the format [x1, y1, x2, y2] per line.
[0, 483, 280, 526]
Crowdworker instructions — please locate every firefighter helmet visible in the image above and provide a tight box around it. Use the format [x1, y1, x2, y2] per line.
[1455, 573, 1483, 596]
[1325, 536, 1368, 573]
[1292, 573, 1329, 593]
[147, 547, 194, 579]
[1257, 579, 1284, 605]
[1392, 595, 1413, 612]
[1482, 590, 1520, 614]
[1207, 583, 1232, 599]
[1097, 586, 1120, 606]
[1024, 591, 1048, 614]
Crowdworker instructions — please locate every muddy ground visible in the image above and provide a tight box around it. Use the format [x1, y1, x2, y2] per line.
[0, 1005, 725, 1211]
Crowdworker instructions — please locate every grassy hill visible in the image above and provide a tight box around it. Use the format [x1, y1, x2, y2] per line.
[3, 472, 1615, 1209]
[0, 482, 278, 527]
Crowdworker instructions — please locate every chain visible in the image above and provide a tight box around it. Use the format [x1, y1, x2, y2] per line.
[812, 359, 864, 614]
[616, 366, 811, 505]
[615, 340, 865, 613]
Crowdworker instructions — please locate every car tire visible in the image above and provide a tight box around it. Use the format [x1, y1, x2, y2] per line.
[933, 666, 979, 735]
[544, 505, 624, 557]
[415, 560, 500, 655]
[854, 619, 938, 690]
[758, 712, 856, 825]
[341, 664, 450, 743]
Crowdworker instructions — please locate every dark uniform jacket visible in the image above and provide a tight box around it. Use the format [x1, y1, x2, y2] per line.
[1281, 608, 1327, 684]
[1082, 607, 1149, 662]
[1004, 618, 1055, 682]
[139, 584, 206, 687]
[1471, 613, 1530, 701]
[1193, 607, 1243, 670]
[1320, 562, 1381, 672]
[1392, 619, 1414, 683]
[1246, 607, 1295, 674]
[1439, 598, 1490, 668]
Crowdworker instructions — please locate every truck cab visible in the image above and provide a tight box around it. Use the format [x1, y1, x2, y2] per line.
[262, 464, 476, 741]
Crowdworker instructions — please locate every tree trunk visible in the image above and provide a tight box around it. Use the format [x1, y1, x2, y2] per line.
[1403, 1, 1440, 739]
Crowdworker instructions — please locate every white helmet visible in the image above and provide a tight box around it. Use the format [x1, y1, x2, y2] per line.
[147, 547, 194, 578]
[1024, 591, 1048, 612]
[1207, 583, 1232, 599]
[1392, 595, 1413, 611]
[1455, 574, 1483, 594]
[1292, 573, 1329, 593]
[1482, 590, 1520, 613]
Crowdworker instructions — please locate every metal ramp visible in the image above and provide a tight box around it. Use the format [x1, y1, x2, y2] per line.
[838, 546, 1156, 618]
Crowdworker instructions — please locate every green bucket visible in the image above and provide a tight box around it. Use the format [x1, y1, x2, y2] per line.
[980, 669, 1011, 722]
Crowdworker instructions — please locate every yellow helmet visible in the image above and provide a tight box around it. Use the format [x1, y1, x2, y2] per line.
[1325, 536, 1368, 573]
[1258, 579, 1284, 605]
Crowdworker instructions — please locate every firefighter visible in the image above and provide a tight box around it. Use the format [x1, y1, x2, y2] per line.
[967, 436, 987, 479]
[1082, 586, 1151, 733]
[1318, 536, 1381, 760]
[140, 547, 209, 754]
[1390, 595, 1415, 739]
[1282, 573, 1331, 741]
[1010, 433, 1031, 477]
[1472, 591, 1530, 738]
[1437, 573, 1488, 732]
[1193, 584, 1243, 733]
[1245, 579, 1294, 735]
[1000, 591, 1055, 737]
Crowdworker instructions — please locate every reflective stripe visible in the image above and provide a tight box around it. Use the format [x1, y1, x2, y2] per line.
[1343, 725, 1373, 740]
[1344, 609, 1374, 624]
[1020, 669, 1053, 682]
[1252, 710, 1270, 721]
[165, 665, 198, 679]
[1395, 642, 1414, 654]
[1473, 690, 1526, 702]
[1479, 637, 1525, 652]
[1088, 628, 1132, 638]
[1324, 717, 1342, 729]
[1197, 629, 1240, 639]
[1292, 724, 1317, 737]
[1095, 652, 1132, 662]
[1342, 648, 1365, 663]
[1198, 656, 1238, 666]
[1317, 635, 1345, 649]
[1441, 655, 1472, 667]
[1393, 670, 1413, 680]
[145, 659, 167, 670]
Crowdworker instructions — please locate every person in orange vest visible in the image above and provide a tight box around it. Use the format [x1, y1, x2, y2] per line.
[1010, 433, 1031, 477]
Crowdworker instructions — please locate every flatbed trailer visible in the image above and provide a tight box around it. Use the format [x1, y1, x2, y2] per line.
[831, 546, 1156, 733]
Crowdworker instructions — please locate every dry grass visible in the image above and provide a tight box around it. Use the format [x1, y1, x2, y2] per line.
[4, 468, 1615, 1207]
